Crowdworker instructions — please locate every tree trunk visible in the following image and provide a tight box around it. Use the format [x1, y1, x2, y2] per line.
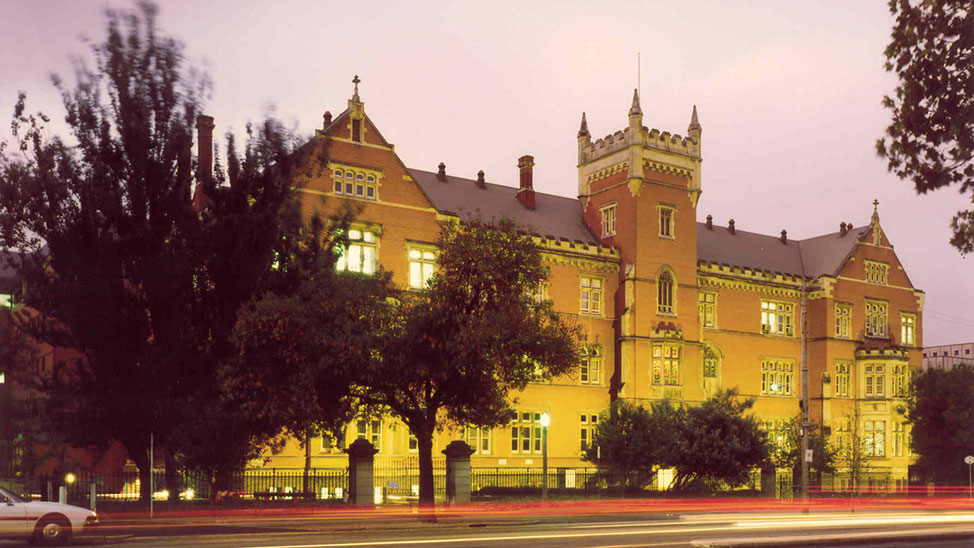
[303, 426, 312, 495]
[131, 449, 152, 505]
[417, 427, 436, 512]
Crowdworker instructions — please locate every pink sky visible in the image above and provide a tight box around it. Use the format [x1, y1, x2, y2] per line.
[1, 0, 971, 345]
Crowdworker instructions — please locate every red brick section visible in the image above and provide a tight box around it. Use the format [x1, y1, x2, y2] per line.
[517, 155, 535, 210]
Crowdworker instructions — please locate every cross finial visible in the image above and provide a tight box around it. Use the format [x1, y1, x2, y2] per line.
[871, 199, 880, 223]
[352, 75, 361, 101]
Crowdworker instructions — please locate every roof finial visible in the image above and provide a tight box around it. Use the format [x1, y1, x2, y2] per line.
[872, 199, 880, 223]
[578, 112, 590, 138]
[629, 88, 642, 116]
[689, 105, 701, 132]
[352, 74, 361, 102]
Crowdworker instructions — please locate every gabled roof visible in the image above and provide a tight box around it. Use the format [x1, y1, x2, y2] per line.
[696, 223, 869, 278]
[408, 169, 601, 246]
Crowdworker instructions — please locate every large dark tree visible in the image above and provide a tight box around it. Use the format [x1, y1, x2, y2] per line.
[0, 2, 303, 501]
[360, 218, 583, 508]
[766, 414, 835, 491]
[907, 364, 974, 485]
[878, 0, 974, 253]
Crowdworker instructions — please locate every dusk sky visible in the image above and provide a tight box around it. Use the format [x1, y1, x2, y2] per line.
[1, 0, 971, 346]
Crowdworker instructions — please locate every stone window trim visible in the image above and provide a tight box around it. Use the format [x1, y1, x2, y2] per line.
[405, 241, 438, 290]
[510, 411, 544, 454]
[335, 225, 381, 275]
[652, 343, 681, 386]
[699, 291, 717, 329]
[658, 203, 676, 239]
[702, 345, 720, 378]
[580, 345, 603, 386]
[834, 302, 852, 339]
[760, 358, 795, 397]
[579, 274, 605, 317]
[656, 267, 677, 316]
[864, 260, 889, 285]
[864, 299, 889, 338]
[579, 412, 600, 454]
[599, 202, 617, 237]
[761, 300, 795, 337]
[900, 313, 916, 347]
[863, 363, 886, 399]
[463, 426, 492, 455]
[329, 162, 383, 201]
[833, 360, 851, 398]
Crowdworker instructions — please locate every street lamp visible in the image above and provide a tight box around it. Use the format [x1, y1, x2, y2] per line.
[965, 455, 974, 499]
[540, 412, 550, 500]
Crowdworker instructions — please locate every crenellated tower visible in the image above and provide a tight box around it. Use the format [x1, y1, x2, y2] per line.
[576, 92, 704, 403]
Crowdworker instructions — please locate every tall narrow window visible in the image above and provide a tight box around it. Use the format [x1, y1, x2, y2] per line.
[657, 271, 675, 315]
[407, 247, 436, 289]
[652, 344, 681, 386]
[352, 119, 362, 142]
[891, 364, 907, 397]
[865, 300, 888, 337]
[356, 419, 381, 450]
[659, 205, 675, 238]
[865, 420, 885, 456]
[580, 346, 602, 385]
[580, 276, 603, 316]
[702, 347, 719, 378]
[835, 303, 852, 339]
[891, 422, 905, 457]
[900, 314, 915, 346]
[510, 412, 542, 454]
[600, 204, 616, 237]
[834, 361, 850, 398]
[699, 291, 717, 328]
[336, 229, 378, 274]
[464, 427, 491, 455]
[579, 414, 599, 452]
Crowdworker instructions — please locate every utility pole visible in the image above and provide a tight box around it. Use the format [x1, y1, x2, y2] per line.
[800, 280, 809, 500]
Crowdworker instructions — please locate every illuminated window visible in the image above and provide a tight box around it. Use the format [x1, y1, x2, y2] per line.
[652, 344, 681, 386]
[900, 314, 915, 346]
[865, 420, 885, 457]
[580, 276, 603, 316]
[657, 270, 675, 315]
[0, 294, 12, 309]
[600, 204, 616, 237]
[892, 364, 907, 398]
[336, 228, 378, 274]
[510, 412, 543, 454]
[464, 427, 492, 455]
[0, 372, 5, 384]
[834, 361, 851, 398]
[864, 260, 889, 285]
[580, 346, 602, 385]
[864, 364, 885, 398]
[865, 300, 888, 337]
[833, 418, 851, 452]
[835, 303, 852, 339]
[332, 166, 379, 200]
[703, 347, 719, 378]
[407, 247, 436, 289]
[699, 291, 717, 328]
[761, 359, 794, 396]
[659, 205, 675, 238]
[579, 413, 599, 453]
[761, 300, 794, 336]
[891, 422, 905, 457]
[356, 419, 382, 451]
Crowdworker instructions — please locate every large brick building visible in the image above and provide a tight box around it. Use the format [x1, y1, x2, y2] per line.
[260, 79, 923, 487]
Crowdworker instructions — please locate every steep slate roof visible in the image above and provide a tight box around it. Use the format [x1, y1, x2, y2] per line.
[408, 168, 600, 245]
[697, 222, 868, 278]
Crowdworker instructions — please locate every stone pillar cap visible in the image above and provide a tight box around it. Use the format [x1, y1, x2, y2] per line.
[344, 438, 379, 457]
[442, 440, 476, 459]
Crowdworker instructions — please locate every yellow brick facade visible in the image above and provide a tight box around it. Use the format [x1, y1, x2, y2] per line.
[260, 84, 922, 485]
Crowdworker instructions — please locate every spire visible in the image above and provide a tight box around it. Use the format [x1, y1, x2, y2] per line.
[577, 112, 590, 138]
[629, 88, 642, 116]
[352, 74, 361, 102]
[871, 199, 880, 224]
[688, 104, 701, 132]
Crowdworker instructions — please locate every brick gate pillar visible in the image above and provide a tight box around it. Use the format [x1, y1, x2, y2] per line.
[345, 438, 378, 506]
[443, 440, 476, 505]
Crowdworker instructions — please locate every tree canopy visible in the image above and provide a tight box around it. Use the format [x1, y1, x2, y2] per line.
[907, 363, 974, 485]
[878, 0, 974, 253]
[583, 399, 679, 489]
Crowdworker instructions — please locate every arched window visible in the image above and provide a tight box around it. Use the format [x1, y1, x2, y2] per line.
[657, 270, 675, 315]
[703, 346, 719, 378]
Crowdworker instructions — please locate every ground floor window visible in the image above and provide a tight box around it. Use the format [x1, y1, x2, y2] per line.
[511, 412, 542, 454]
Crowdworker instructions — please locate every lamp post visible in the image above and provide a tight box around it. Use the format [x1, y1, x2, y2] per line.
[540, 412, 550, 500]
[965, 455, 974, 499]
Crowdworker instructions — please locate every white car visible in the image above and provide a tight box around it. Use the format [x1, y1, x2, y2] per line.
[0, 485, 98, 545]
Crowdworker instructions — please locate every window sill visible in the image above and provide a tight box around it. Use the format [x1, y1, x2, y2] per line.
[658, 235, 675, 241]
[657, 311, 677, 317]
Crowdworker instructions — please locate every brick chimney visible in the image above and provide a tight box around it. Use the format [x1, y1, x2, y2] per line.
[437, 162, 447, 182]
[728, 219, 736, 235]
[840, 222, 848, 236]
[517, 155, 535, 210]
[706, 214, 713, 230]
[476, 170, 486, 189]
[780, 229, 788, 244]
[196, 114, 215, 182]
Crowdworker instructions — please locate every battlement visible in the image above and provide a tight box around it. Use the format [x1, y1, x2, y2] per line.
[580, 124, 699, 165]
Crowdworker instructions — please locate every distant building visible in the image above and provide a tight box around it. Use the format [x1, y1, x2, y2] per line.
[922, 342, 974, 370]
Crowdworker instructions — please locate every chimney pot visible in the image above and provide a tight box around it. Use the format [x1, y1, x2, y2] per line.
[706, 214, 713, 230]
[196, 114, 215, 182]
[840, 222, 847, 236]
[780, 229, 788, 244]
[476, 170, 486, 188]
[437, 162, 446, 182]
[517, 155, 536, 210]
[728, 219, 736, 235]
[323, 111, 332, 128]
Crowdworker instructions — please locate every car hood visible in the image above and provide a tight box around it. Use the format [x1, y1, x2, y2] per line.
[25, 501, 94, 517]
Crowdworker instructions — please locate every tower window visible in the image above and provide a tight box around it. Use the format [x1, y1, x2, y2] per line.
[657, 270, 675, 315]
[659, 205, 675, 238]
[352, 119, 362, 142]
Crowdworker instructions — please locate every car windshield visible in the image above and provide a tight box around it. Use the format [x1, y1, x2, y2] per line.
[0, 486, 26, 504]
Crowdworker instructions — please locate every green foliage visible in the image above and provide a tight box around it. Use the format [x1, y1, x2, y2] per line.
[878, 0, 974, 253]
[907, 363, 974, 484]
[834, 405, 871, 492]
[766, 414, 835, 486]
[669, 389, 768, 491]
[583, 399, 679, 488]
